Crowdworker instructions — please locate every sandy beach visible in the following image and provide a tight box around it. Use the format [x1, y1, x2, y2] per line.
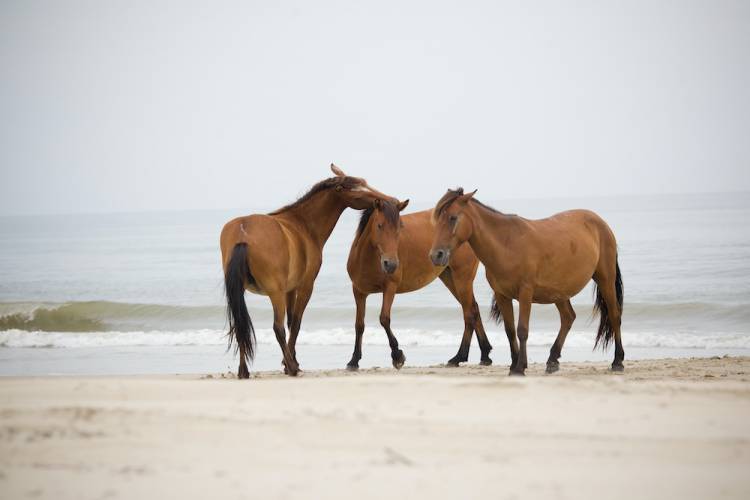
[1, 356, 749, 500]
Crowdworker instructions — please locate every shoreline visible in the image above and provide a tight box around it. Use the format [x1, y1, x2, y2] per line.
[1, 356, 749, 499]
[3, 343, 750, 377]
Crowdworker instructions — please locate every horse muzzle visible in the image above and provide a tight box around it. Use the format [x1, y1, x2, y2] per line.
[429, 248, 450, 267]
[381, 257, 399, 275]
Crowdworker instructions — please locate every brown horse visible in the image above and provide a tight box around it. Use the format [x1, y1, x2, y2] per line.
[346, 199, 493, 370]
[429, 189, 623, 375]
[219, 165, 396, 378]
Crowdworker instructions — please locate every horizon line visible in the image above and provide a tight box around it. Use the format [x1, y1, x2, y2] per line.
[1, 189, 748, 219]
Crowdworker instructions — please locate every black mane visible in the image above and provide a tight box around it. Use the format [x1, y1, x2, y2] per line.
[356, 200, 400, 236]
[433, 187, 504, 219]
[269, 176, 364, 215]
[472, 198, 503, 214]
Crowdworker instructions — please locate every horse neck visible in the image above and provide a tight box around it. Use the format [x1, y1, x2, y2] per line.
[351, 217, 375, 252]
[466, 202, 518, 266]
[278, 191, 347, 248]
[348, 220, 374, 271]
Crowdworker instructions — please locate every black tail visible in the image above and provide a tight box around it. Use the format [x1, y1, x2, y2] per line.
[224, 243, 255, 362]
[489, 295, 503, 325]
[593, 257, 623, 350]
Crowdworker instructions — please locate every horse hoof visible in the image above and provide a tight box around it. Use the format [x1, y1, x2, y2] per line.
[284, 363, 300, 376]
[446, 358, 461, 367]
[479, 358, 493, 366]
[611, 363, 624, 372]
[238, 368, 250, 379]
[508, 369, 525, 376]
[546, 363, 559, 374]
[346, 363, 359, 372]
[392, 351, 406, 370]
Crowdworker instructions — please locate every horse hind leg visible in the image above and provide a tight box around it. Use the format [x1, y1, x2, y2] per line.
[600, 284, 624, 371]
[287, 284, 313, 370]
[593, 261, 624, 371]
[546, 300, 575, 374]
[492, 295, 518, 372]
[472, 299, 493, 365]
[285, 290, 296, 331]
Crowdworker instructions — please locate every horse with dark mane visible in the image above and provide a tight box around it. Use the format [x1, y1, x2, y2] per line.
[429, 189, 624, 375]
[346, 199, 494, 370]
[220, 165, 397, 378]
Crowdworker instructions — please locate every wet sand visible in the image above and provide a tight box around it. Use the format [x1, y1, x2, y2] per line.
[1, 356, 749, 499]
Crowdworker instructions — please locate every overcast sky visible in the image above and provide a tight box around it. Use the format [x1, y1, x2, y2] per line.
[1, 0, 748, 215]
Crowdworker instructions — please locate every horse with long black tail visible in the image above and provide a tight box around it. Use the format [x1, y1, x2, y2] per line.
[429, 188, 624, 375]
[220, 164, 399, 378]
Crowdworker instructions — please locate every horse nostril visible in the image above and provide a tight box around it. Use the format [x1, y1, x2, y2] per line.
[436, 250, 445, 260]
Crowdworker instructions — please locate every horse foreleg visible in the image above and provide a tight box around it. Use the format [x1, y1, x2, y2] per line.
[380, 283, 405, 370]
[438, 269, 474, 366]
[347, 288, 368, 371]
[269, 291, 298, 376]
[512, 289, 533, 376]
[546, 300, 576, 373]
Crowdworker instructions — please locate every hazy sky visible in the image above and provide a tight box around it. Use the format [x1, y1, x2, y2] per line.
[1, 0, 748, 215]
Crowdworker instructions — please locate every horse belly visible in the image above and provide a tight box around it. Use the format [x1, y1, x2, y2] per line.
[246, 284, 267, 296]
[396, 272, 438, 294]
[534, 251, 598, 302]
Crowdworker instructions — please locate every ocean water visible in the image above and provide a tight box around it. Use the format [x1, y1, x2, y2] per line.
[1, 192, 749, 375]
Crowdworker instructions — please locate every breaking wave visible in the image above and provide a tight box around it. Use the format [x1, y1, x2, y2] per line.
[0, 300, 747, 350]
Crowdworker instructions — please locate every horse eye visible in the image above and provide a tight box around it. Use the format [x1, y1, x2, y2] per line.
[377, 223, 383, 230]
[449, 215, 458, 224]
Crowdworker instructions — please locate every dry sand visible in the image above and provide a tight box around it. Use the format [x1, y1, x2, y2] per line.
[1, 356, 749, 500]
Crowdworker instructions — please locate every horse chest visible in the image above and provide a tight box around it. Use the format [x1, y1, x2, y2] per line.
[485, 274, 518, 299]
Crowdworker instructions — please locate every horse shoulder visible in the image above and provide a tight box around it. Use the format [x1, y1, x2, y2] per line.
[446, 241, 479, 278]
[347, 236, 382, 290]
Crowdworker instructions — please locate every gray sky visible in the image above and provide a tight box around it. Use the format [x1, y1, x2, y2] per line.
[1, 0, 748, 215]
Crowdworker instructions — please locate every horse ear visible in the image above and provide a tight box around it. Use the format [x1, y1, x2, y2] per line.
[458, 189, 477, 205]
[397, 199, 410, 211]
[330, 163, 346, 177]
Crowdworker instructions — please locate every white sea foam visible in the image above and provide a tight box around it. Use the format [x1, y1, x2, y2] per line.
[2, 327, 749, 350]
